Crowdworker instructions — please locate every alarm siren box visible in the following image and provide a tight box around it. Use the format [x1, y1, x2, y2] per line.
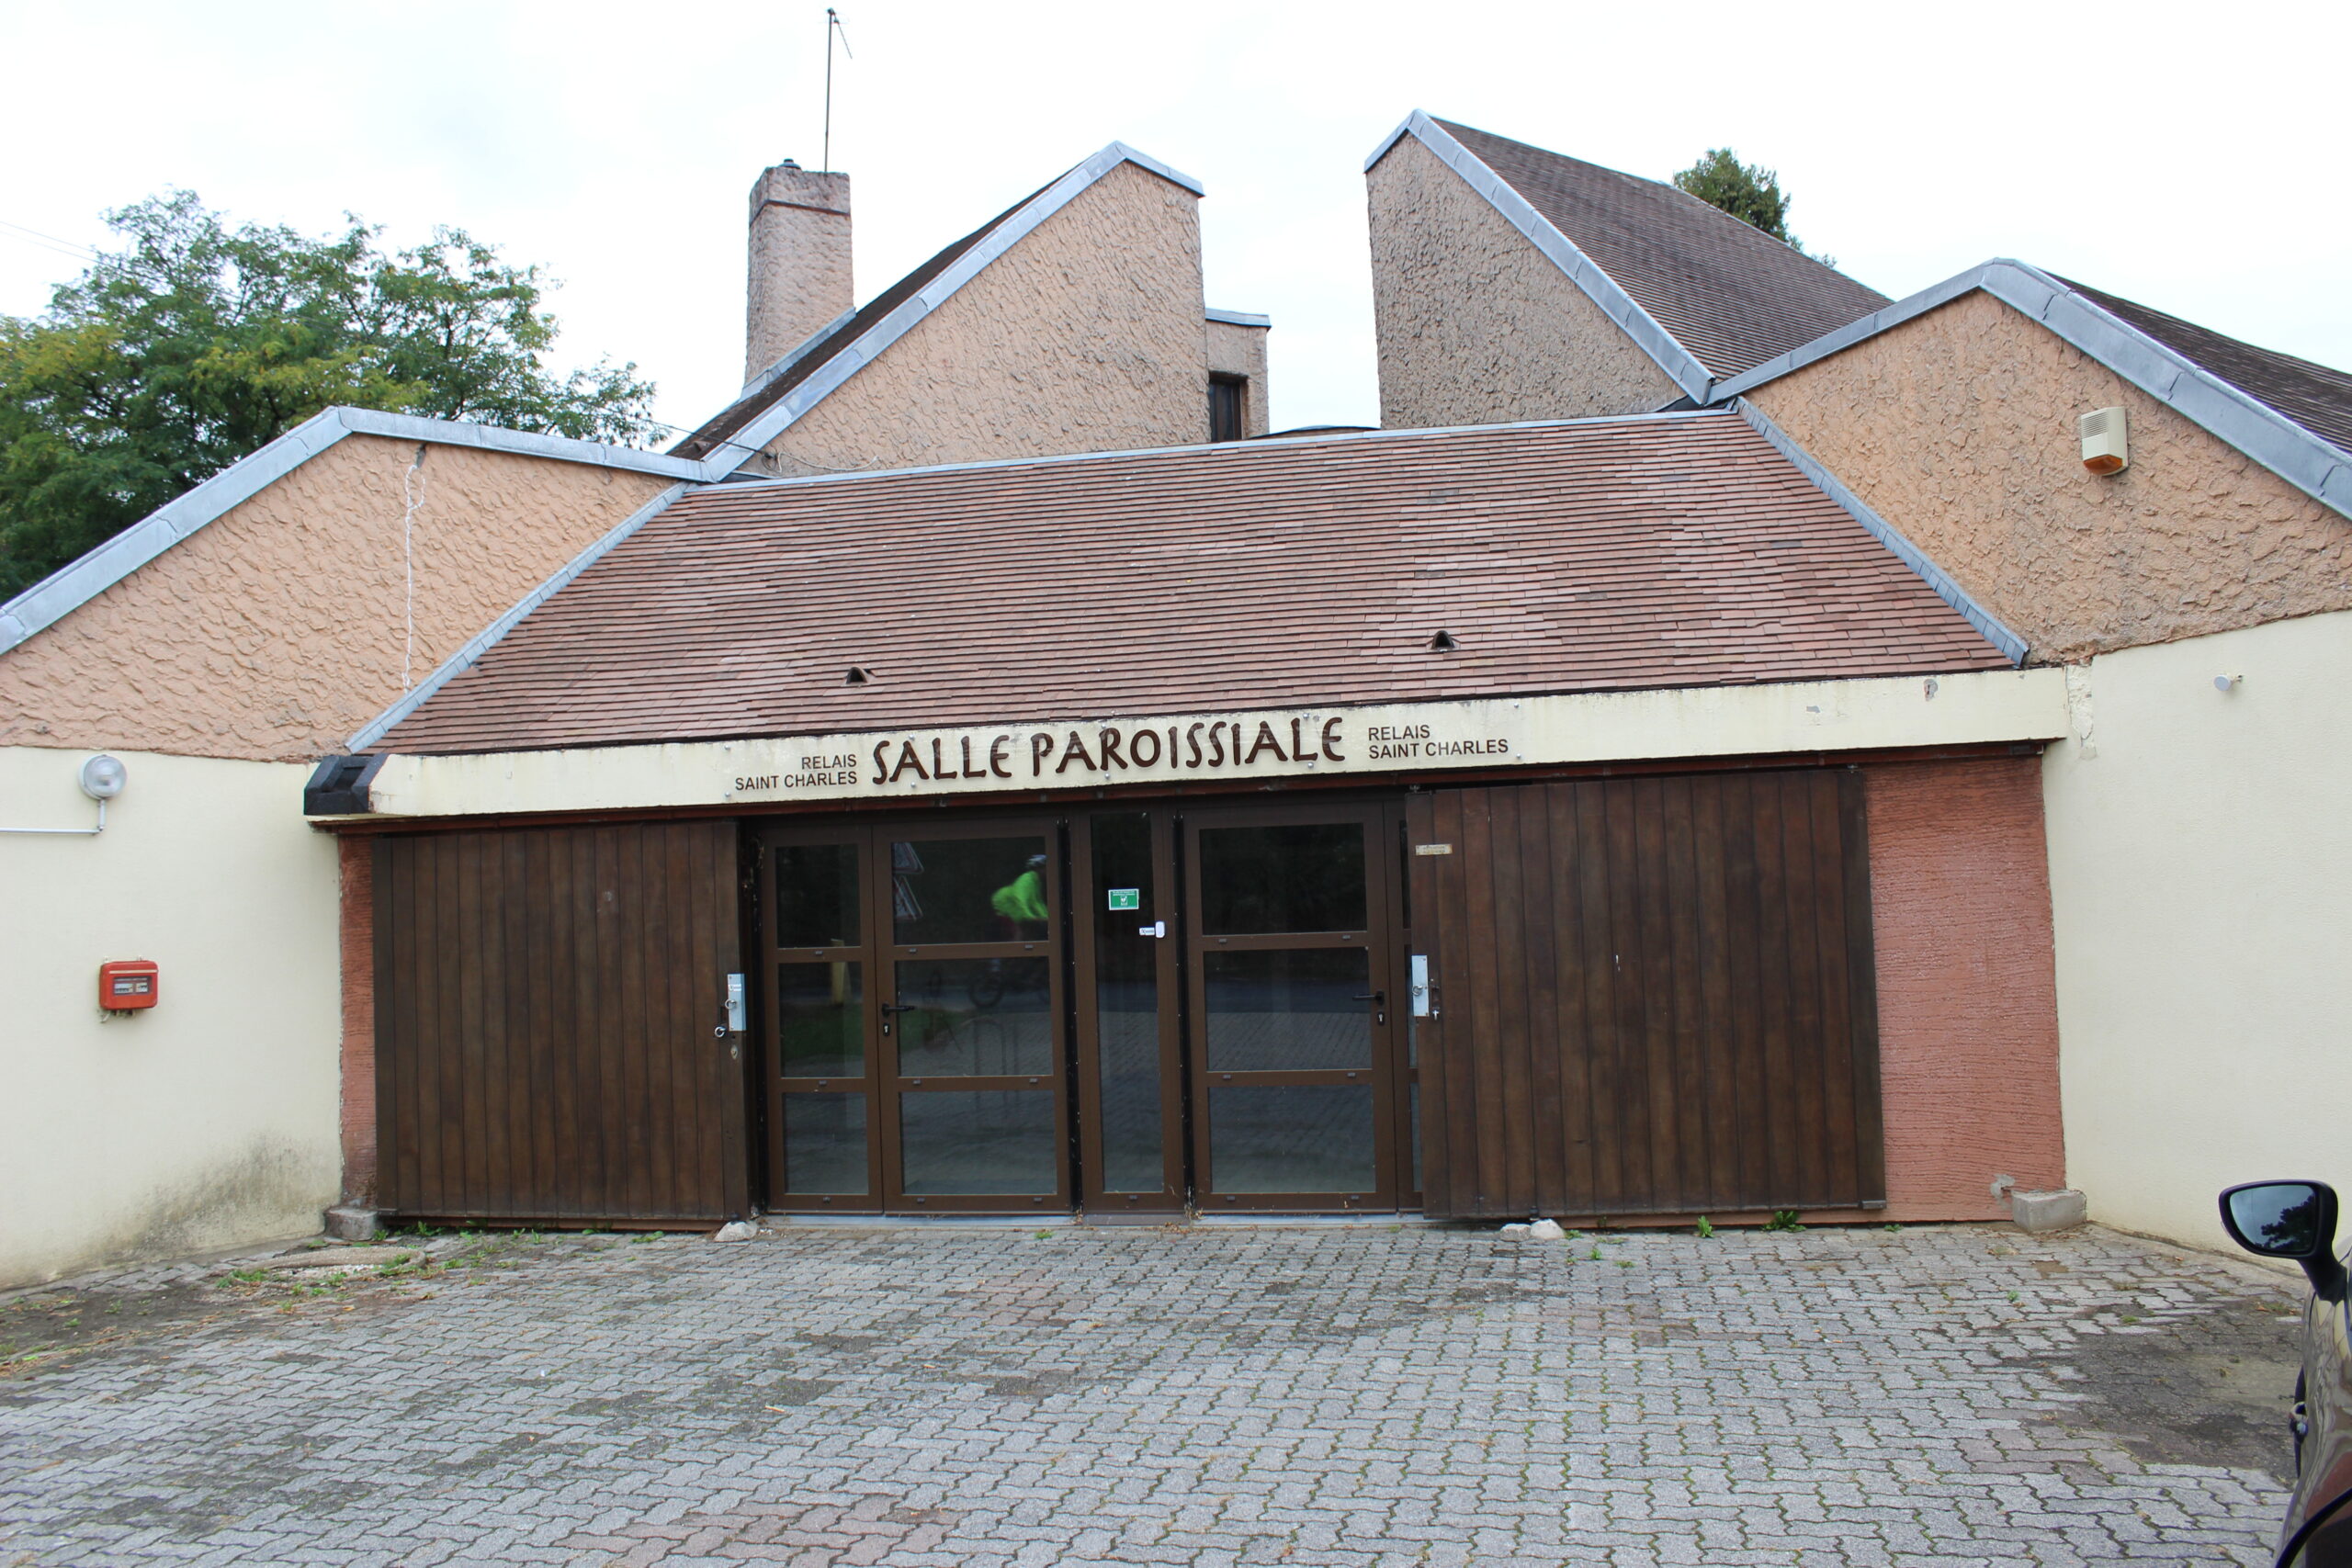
[2080, 406, 2129, 474]
[98, 959, 159, 1011]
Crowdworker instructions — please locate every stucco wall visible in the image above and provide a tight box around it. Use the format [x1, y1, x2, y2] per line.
[759, 161, 1208, 477]
[1867, 755, 2065, 1221]
[2041, 610, 2352, 1249]
[1747, 290, 2352, 663]
[0, 746, 341, 1286]
[0, 435, 672, 762]
[1206, 318, 1271, 438]
[1366, 134, 1681, 431]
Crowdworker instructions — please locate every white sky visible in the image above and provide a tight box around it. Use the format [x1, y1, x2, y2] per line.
[3, 1, 2346, 439]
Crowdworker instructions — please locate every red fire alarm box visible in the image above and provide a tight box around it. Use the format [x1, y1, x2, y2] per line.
[98, 960, 159, 1011]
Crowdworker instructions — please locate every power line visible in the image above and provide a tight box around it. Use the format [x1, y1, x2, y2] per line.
[0, 217, 98, 263]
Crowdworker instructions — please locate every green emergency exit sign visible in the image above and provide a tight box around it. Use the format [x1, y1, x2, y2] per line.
[1107, 888, 1140, 911]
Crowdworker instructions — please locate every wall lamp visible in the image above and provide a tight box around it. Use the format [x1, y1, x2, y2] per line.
[1, 754, 127, 837]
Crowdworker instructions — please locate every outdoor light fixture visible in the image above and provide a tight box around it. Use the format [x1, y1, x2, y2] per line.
[1, 753, 126, 837]
[80, 754, 127, 799]
[2214, 674, 2243, 694]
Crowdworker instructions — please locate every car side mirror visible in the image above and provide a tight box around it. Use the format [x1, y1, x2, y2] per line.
[2221, 1180, 2346, 1301]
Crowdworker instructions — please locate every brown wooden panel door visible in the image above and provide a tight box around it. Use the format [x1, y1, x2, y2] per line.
[1408, 770, 1883, 1221]
[373, 820, 749, 1224]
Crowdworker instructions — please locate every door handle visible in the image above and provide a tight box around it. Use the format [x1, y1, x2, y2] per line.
[879, 1001, 914, 1035]
[1353, 992, 1385, 1004]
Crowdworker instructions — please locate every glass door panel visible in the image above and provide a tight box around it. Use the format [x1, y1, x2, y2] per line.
[763, 830, 880, 1212]
[1073, 812, 1182, 1211]
[877, 829, 1069, 1213]
[1186, 806, 1400, 1213]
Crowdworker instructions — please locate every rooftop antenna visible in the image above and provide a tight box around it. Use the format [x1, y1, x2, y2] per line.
[822, 7, 853, 174]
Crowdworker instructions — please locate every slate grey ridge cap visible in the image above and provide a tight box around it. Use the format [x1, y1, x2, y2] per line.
[0, 409, 711, 660]
[695, 404, 1736, 499]
[706, 141, 1206, 476]
[1205, 307, 1272, 328]
[341, 480, 692, 759]
[1709, 259, 2352, 521]
[1367, 109, 1713, 402]
[1731, 397, 2028, 668]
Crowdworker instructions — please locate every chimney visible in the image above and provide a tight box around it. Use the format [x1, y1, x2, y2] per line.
[745, 159, 853, 382]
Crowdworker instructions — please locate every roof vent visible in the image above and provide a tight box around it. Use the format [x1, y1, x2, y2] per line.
[844, 666, 872, 684]
[1427, 629, 1459, 652]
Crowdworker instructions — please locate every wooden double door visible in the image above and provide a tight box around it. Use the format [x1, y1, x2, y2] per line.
[758, 802, 1418, 1215]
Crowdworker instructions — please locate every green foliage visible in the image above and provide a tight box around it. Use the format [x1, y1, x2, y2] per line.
[1693, 1216, 1715, 1238]
[1671, 149, 1832, 265]
[0, 190, 657, 596]
[1763, 1209, 1805, 1232]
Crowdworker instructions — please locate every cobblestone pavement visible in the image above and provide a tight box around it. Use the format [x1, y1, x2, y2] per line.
[0, 1220, 2306, 1565]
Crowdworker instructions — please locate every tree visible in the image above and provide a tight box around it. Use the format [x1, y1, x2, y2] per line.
[0, 191, 658, 597]
[1671, 149, 1832, 265]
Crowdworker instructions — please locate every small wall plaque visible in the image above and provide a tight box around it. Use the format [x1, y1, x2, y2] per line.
[1107, 888, 1141, 910]
[1414, 843, 1453, 856]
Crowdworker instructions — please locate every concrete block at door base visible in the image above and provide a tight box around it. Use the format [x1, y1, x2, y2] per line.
[2011, 1189, 2087, 1235]
[323, 1204, 383, 1243]
[711, 1220, 758, 1244]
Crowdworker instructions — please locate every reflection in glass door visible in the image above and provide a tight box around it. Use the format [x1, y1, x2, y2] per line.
[763, 832, 881, 1212]
[1184, 807, 1401, 1211]
[877, 828, 1069, 1211]
[1073, 813, 1183, 1212]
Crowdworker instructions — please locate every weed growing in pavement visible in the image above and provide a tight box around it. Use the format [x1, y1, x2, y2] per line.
[2007, 1290, 2021, 1302]
[1764, 1210, 1805, 1232]
[1694, 1217, 1715, 1238]
[1588, 1247, 1604, 1261]
[1033, 1230, 1054, 1240]
[1883, 1223, 1904, 1233]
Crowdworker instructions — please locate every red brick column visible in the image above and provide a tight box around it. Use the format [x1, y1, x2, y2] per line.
[338, 836, 378, 1204]
[1867, 755, 2065, 1220]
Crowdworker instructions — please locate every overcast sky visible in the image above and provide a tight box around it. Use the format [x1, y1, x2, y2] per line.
[4, 2, 2346, 439]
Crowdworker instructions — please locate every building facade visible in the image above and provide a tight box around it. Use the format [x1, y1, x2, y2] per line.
[309, 413, 2069, 1229]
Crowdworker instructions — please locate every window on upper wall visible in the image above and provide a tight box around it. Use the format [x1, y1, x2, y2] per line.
[1208, 375, 1247, 443]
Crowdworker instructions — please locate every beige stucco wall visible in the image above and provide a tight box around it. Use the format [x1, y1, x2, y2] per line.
[2041, 610, 2352, 1249]
[0, 435, 672, 762]
[1206, 317, 1271, 438]
[1366, 134, 1681, 431]
[0, 746, 341, 1286]
[757, 161, 1208, 477]
[1747, 290, 2352, 663]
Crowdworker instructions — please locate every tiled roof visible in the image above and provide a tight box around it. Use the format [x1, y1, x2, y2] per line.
[2062, 277, 2352, 457]
[374, 414, 2010, 757]
[1434, 119, 1889, 382]
[667, 183, 1048, 464]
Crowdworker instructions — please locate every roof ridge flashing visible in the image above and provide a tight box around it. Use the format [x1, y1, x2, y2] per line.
[695, 140, 1204, 474]
[707, 406, 1737, 496]
[1711, 259, 2352, 518]
[1367, 110, 1713, 401]
[0, 408, 709, 658]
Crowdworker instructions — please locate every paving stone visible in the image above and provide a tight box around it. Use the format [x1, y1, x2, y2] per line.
[0, 1223, 2299, 1564]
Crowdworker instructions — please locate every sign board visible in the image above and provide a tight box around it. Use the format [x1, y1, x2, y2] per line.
[347, 671, 2072, 822]
[1107, 888, 1140, 911]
